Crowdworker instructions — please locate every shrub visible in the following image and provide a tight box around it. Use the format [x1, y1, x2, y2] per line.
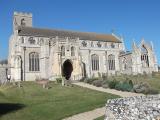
[133, 82, 150, 94]
[84, 77, 99, 84]
[92, 80, 103, 87]
[147, 88, 159, 94]
[128, 80, 133, 87]
[56, 78, 62, 83]
[108, 80, 119, 89]
[115, 82, 133, 92]
[114, 82, 122, 90]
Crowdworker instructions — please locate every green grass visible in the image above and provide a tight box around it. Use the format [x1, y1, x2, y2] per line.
[0, 82, 119, 120]
[94, 115, 105, 120]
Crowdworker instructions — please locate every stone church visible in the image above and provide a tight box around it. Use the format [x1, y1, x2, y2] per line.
[8, 12, 158, 81]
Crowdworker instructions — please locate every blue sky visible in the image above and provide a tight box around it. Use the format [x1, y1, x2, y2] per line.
[0, 0, 160, 65]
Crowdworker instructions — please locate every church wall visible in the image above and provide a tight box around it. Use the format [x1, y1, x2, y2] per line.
[22, 47, 41, 80]
[80, 39, 122, 77]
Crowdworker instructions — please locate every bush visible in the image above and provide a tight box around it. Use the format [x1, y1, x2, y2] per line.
[84, 77, 99, 84]
[147, 88, 159, 94]
[133, 82, 150, 94]
[108, 80, 119, 89]
[115, 82, 133, 92]
[128, 80, 133, 87]
[56, 78, 62, 83]
[92, 80, 103, 87]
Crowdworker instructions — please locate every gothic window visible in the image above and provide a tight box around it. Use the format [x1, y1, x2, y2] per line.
[91, 54, 99, 71]
[111, 43, 115, 48]
[82, 41, 87, 47]
[108, 54, 115, 70]
[61, 46, 65, 56]
[141, 46, 149, 67]
[21, 18, 26, 26]
[97, 41, 102, 47]
[71, 46, 75, 56]
[122, 57, 127, 70]
[29, 52, 40, 71]
[28, 37, 35, 44]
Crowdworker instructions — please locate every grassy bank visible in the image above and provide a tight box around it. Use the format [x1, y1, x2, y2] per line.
[0, 82, 119, 120]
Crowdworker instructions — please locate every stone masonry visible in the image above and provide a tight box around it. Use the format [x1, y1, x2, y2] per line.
[105, 94, 160, 120]
[0, 64, 8, 84]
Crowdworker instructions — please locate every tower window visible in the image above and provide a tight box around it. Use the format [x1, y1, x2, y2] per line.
[21, 18, 26, 26]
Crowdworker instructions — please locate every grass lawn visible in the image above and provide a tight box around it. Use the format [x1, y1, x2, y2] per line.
[0, 82, 119, 120]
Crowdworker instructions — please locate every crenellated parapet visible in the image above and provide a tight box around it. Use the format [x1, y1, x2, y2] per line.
[14, 11, 32, 17]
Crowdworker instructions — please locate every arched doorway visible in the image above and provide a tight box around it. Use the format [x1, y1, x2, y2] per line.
[62, 59, 73, 80]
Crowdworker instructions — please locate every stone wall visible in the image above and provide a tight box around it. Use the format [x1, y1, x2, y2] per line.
[105, 95, 160, 120]
[0, 64, 8, 84]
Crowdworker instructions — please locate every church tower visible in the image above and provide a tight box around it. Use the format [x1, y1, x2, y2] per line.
[13, 12, 32, 32]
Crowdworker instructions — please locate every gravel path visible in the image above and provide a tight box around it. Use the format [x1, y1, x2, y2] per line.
[63, 82, 143, 120]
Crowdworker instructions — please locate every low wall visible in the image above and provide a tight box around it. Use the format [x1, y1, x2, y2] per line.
[105, 94, 160, 120]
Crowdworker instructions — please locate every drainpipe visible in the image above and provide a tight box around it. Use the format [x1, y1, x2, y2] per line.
[23, 46, 26, 81]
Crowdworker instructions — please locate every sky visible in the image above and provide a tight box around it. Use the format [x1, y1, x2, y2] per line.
[0, 0, 160, 65]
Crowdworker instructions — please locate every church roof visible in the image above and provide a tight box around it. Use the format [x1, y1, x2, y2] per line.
[17, 26, 122, 43]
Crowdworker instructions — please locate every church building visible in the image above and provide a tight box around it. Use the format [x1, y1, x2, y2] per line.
[8, 12, 158, 81]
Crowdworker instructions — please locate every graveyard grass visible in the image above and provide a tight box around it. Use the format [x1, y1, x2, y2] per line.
[0, 82, 119, 120]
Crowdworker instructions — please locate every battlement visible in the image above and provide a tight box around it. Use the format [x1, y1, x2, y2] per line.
[14, 11, 32, 17]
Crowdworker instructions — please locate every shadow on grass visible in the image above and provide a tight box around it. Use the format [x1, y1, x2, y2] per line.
[0, 103, 25, 117]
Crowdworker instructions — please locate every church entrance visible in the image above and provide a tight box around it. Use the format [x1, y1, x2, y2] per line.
[62, 59, 73, 80]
